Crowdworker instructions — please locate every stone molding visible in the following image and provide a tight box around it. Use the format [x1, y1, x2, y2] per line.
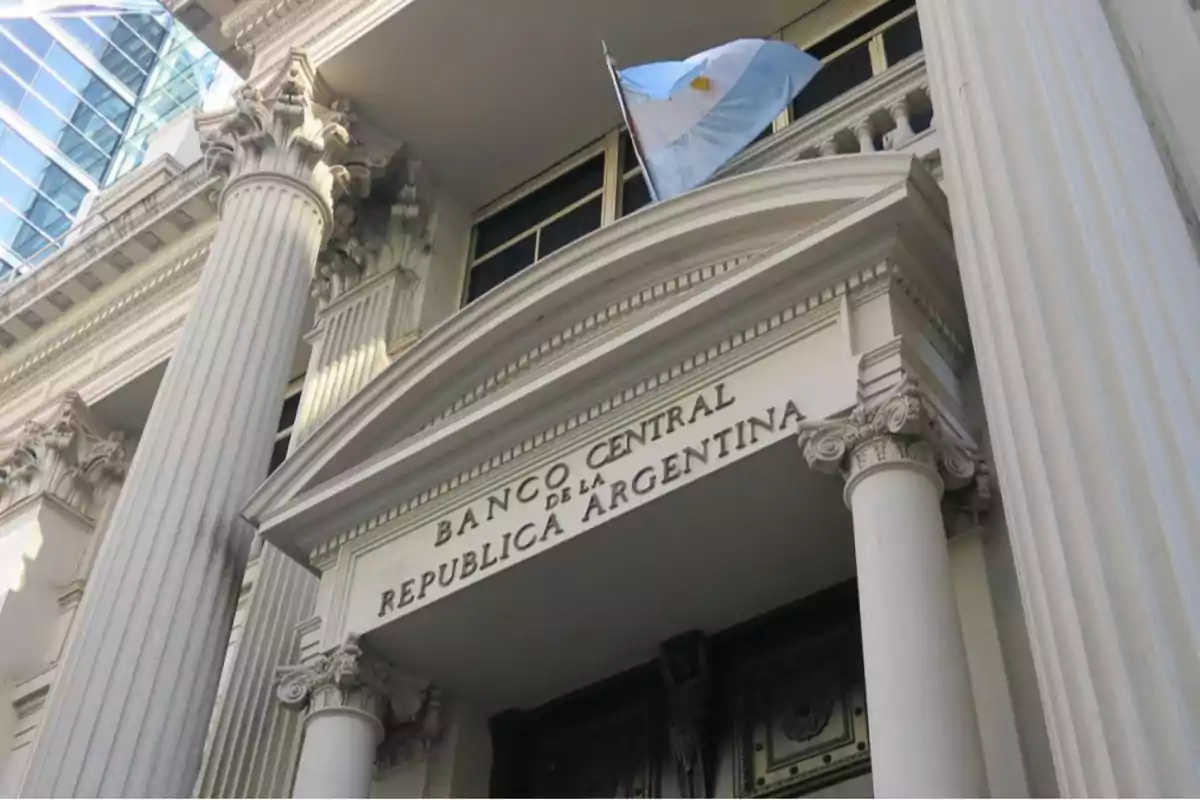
[314, 149, 431, 305]
[418, 251, 756, 436]
[275, 633, 441, 753]
[246, 154, 926, 534]
[0, 241, 208, 406]
[200, 50, 349, 226]
[222, 0, 314, 44]
[797, 376, 989, 530]
[307, 258, 890, 567]
[0, 393, 130, 521]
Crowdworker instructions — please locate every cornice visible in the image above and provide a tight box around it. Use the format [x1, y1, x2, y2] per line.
[0, 159, 216, 352]
[257, 161, 957, 565]
[0, 238, 211, 405]
[417, 251, 757, 435]
[308, 259, 890, 567]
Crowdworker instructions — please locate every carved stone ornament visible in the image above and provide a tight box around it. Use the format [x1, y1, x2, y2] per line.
[312, 149, 433, 305]
[660, 632, 713, 799]
[275, 633, 443, 756]
[0, 393, 130, 520]
[200, 49, 349, 219]
[796, 377, 990, 528]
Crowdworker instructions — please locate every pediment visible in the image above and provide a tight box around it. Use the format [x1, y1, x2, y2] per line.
[244, 154, 959, 563]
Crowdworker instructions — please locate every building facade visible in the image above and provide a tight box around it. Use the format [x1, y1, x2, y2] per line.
[1, 0, 1199, 797]
[0, 0, 235, 282]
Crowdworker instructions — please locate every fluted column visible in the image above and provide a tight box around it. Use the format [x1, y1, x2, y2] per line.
[916, 0, 1200, 795]
[17, 51, 346, 798]
[799, 379, 988, 797]
[199, 154, 432, 798]
[276, 635, 442, 798]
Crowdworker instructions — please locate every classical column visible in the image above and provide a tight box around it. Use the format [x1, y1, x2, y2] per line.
[276, 634, 442, 798]
[198, 152, 433, 798]
[916, 0, 1200, 794]
[18, 51, 346, 798]
[799, 379, 988, 797]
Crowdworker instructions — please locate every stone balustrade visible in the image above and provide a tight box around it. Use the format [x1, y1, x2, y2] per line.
[720, 53, 935, 178]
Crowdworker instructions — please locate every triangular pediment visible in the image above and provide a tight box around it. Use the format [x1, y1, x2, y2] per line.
[244, 154, 957, 562]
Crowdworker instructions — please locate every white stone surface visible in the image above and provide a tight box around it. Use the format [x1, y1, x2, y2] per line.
[200, 152, 444, 798]
[292, 706, 380, 798]
[849, 452, 986, 797]
[798, 378, 989, 797]
[16, 54, 343, 797]
[918, 0, 1200, 793]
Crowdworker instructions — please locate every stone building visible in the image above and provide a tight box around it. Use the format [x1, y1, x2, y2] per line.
[1, 0, 1199, 796]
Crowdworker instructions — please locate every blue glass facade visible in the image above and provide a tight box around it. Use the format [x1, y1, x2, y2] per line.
[0, 4, 232, 281]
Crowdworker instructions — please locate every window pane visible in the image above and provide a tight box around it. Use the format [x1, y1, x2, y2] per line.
[268, 437, 290, 474]
[807, 0, 915, 59]
[12, 221, 51, 259]
[278, 392, 301, 432]
[0, 164, 35, 212]
[31, 69, 77, 116]
[791, 42, 874, 120]
[0, 67, 25, 107]
[80, 78, 132, 129]
[0, 36, 39, 82]
[882, 13, 923, 65]
[40, 164, 87, 214]
[111, 20, 157, 71]
[620, 174, 652, 217]
[467, 233, 536, 302]
[123, 13, 168, 50]
[60, 18, 148, 94]
[26, 195, 70, 236]
[538, 196, 601, 258]
[0, 129, 49, 184]
[620, 130, 639, 173]
[474, 153, 605, 258]
[1, 19, 53, 57]
[20, 93, 68, 143]
[44, 44, 92, 92]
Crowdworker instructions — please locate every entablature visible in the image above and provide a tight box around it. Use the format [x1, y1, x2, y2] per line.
[0, 159, 217, 359]
[245, 155, 967, 568]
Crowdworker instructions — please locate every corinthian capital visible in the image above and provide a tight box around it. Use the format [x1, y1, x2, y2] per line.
[200, 49, 349, 218]
[0, 393, 130, 520]
[796, 377, 988, 527]
[313, 149, 433, 305]
[276, 633, 443, 753]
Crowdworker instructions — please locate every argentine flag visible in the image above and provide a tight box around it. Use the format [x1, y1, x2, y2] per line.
[609, 39, 820, 202]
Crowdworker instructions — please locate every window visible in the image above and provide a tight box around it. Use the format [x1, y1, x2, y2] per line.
[461, 1, 926, 306]
[788, 0, 922, 123]
[465, 149, 606, 303]
[464, 128, 666, 305]
[268, 383, 304, 474]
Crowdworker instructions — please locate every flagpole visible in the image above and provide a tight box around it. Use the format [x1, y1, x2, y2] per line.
[602, 40, 659, 204]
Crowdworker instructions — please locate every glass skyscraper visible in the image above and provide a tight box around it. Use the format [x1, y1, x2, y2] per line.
[0, 1, 235, 281]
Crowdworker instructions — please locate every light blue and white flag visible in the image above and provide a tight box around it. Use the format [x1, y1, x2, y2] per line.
[607, 39, 820, 202]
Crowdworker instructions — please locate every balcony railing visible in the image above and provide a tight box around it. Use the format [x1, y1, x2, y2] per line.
[719, 52, 934, 178]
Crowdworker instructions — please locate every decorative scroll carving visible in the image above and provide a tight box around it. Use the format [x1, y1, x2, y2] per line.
[200, 50, 349, 216]
[376, 685, 444, 770]
[0, 393, 130, 519]
[796, 377, 988, 524]
[313, 149, 433, 305]
[660, 632, 713, 799]
[275, 633, 442, 759]
[734, 626, 869, 797]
